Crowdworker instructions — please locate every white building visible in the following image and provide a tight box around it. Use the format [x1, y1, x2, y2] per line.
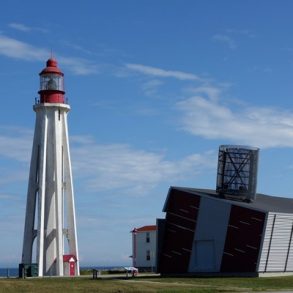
[131, 225, 157, 271]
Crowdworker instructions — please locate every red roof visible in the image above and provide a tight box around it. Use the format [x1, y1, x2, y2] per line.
[63, 254, 76, 262]
[132, 225, 156, 233]
[39, 58, 64, 76]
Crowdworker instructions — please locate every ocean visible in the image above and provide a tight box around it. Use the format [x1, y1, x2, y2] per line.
[0, 268, 18, 278]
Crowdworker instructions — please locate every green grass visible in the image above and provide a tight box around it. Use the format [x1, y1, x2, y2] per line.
[1, 275, 293, 292]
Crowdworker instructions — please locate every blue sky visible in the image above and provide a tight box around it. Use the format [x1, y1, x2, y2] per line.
[1, 0, 293, 267]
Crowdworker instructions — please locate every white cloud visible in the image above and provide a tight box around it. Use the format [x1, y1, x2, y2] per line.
[0, 34, 98, 75]
[126, 63, 204, 81]
[71, 139, 215, 195]
[225, 28, 255, 38]
[9, 23, 31, 32]
[0, 126, 32, 162]
[212, 34, 237, 50]
[141, 79, 164, 97]
[188, 85, 222, 101]
[0, 170, 28, 187]
[0, 127, 215, 196]
[177, 95, 293, 148]
[0, 127, 31, 187]
[0, 193, 21, 200]
[8, 22, 48, 33]
[0, 34, 47, 61]
[250, 65, 273, 74]
[59, 56, 99, 75]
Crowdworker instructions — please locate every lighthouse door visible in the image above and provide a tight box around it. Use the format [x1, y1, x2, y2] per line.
[70, 262, 75, 276]
[69, 257, 75, 276]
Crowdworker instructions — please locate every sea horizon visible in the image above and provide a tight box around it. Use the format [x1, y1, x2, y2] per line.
[0, 265, 129, 278]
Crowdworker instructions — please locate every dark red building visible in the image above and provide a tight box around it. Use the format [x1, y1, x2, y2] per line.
[157, 187, 293, 276]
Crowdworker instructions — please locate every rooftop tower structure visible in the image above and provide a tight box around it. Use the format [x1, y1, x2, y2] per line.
[21, 58, 79, 277]
[216, 145, 259, 202]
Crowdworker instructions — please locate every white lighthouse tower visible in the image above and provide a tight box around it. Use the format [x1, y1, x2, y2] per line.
[21, 58, 79, 277]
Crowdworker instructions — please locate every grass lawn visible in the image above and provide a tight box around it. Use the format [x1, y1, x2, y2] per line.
[1, 275, 293, 292]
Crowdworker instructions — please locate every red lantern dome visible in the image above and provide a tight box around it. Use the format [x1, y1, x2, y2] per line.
[38, 58, 65, 103]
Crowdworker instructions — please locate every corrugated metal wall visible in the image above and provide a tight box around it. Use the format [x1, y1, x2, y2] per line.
[258, 213, 293, 272]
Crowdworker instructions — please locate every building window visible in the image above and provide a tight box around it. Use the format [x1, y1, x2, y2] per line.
[146, 250, 150, 261]
[146, 232, 150, 243]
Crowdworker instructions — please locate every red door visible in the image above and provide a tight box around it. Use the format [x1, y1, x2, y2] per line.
[70, 262, 75, 276]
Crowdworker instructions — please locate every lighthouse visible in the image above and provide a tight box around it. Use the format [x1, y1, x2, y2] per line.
[20, 58, 79, 277]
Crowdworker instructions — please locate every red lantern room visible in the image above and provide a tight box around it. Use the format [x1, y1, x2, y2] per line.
[38, 58, 65, 104]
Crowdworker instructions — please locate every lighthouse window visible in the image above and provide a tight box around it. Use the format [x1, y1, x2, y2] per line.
[48, 78, 57, 90]
[40, 74, 64, 91]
